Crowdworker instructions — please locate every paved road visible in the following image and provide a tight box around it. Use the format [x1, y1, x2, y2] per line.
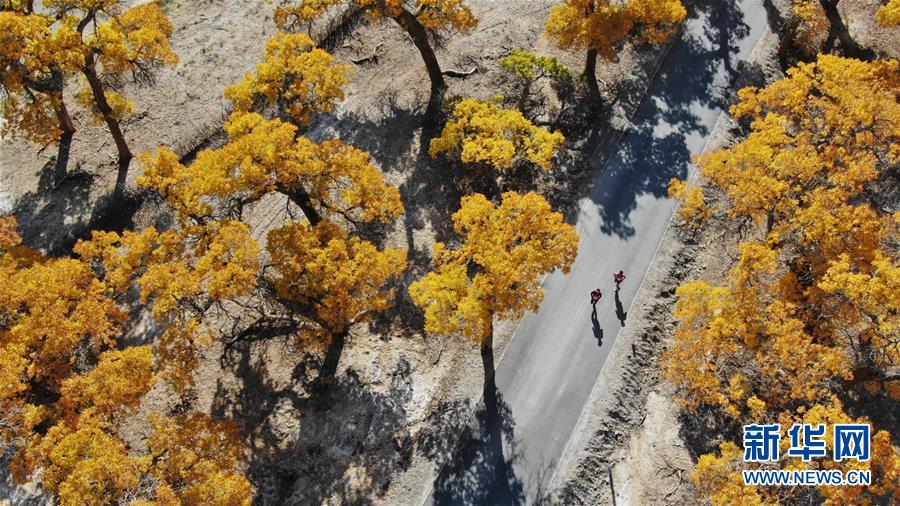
[426, 1, 769, 503]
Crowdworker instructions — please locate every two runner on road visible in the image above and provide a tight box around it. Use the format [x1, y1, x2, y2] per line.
[590, 271, 626, 306]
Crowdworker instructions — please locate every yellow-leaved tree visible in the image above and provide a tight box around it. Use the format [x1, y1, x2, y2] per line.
[273, 0, 477, 111]
[0, 0, 178, 173]
[267, 221, 407, 383]
[138, 22, 406, 388]
[139, 113, 407, 384]
[74, 220, 262, 393]
[0, 216, 252, 505]
[409, 191, 578, 404]
[545, 0, 686, 100]
[224, 31, 352, 125]
[877, 0, 900, 27]
[429, 97, 565, 171]
[498, 49, 573, 110]
[662, 55, 900, 504]
[0, 7, 81, 157]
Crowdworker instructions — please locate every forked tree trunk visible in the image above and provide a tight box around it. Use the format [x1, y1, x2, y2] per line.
[583, 48, 602, 104]
[82, 59, 132, 164]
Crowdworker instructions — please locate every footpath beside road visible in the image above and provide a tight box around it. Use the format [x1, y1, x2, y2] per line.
[423, 1, 770, 504]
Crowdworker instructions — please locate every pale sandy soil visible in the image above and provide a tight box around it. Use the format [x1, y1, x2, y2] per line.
[6, 0, 892, 504]
[0, 0, 675, 504]
[841, 0, 900, 56]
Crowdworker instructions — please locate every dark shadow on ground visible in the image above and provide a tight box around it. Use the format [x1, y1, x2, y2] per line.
[614, 291, 627, 327]
[590, 0, 751, 239]
[591, 307, 604, 345]
[11, 159, 94, 253]
[319, 92, 472, 340]
[11, 156, 150, 255]
[211, 336, 414, 505]
[417, 386, 527, 505]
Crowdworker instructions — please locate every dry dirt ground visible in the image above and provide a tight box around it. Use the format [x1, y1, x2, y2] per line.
[4, 0, 894, 505]
[0, 1, 678, 504]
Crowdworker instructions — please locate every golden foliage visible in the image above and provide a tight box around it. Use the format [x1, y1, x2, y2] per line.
[275, 0, 477, 34]
[692, 442, 770, 506]
[667, 177, 710, 229]
[139, 111, 403, 227]
[877, 0, 900, 27]
[545, 0, 686, 59]
[409, 192, 578, 342]
[0, 256, 124, 386]
[0, 1, 177, 145]
[225, 32, 351, 125]
[0, 215, 22, 250]
[498, 49, 572, 81]
[75, 221, 260, 321]
[664, 55, 900, 504]
[146, 413, 253, 505]
[157, 318, 214, 394]
[57, 346, 155, 420]
[92, 2, 178, 73]
[791, 0, 829, 54]
[267, 221, 407, 338]
[0, 216, 252, 504]
[429, 98, 565, 170]
[74, 84, 132, 123]
[0, 9, 80, 143]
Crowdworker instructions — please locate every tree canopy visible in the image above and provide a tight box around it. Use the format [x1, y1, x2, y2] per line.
[409, 191, 578, 342]
[663, 54, 900, 504]
[0, 0, 178, 164]
[429, 98, 565, 170]
[0, 216, 252, 506]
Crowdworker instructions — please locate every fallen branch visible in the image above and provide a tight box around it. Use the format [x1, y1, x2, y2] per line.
[664, 469, 684, 500]
[443, 66, 477, 78]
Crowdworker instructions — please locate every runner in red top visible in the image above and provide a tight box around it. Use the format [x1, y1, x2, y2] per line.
[614, 271, 626, 292]
[590, 288, 602, 306]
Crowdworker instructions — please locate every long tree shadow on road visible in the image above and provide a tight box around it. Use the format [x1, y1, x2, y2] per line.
[417, 388, 526, 505]
[592, 0, 753, 239]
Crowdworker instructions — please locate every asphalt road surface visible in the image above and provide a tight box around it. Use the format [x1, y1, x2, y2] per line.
[425, 1, 769, 504]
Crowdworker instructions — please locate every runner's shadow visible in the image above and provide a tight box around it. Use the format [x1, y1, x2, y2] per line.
[614, 292, 627, 327]
[591, 308, 604, 346]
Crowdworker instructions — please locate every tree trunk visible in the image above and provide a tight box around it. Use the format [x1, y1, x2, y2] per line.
[51, 94, 76, 182]
[82, 59, 132, 163]
[391, 8, 446, 96]
[283, 186, 323, 226]
[480, 316, 513, 496]
[583, 49, 602, 104]
[391, 7, 446, 125]
[817, 0, 875, 60]
[318, 329, 348, 386]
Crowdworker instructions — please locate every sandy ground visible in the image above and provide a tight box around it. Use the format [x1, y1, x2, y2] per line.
[3, 0, 892, 505]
